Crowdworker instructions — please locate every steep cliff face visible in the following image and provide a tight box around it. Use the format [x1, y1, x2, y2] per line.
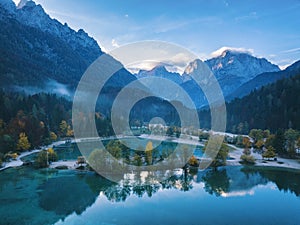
[0, 0, 103, 91]
[204, 50, 280, 96]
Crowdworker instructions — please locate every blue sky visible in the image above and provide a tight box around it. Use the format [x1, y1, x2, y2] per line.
[14, 0, 300, 69]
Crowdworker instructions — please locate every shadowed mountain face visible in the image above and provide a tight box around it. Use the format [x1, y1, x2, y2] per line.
[134, 52, 281, 108]
[205, 50, 280, 95]
[1, 0, 299, 131]
[0, 0, 282, 109]
[227, 60, 300, 101]
[0, 0, 138, 99]
[182, 53, 280, 108]
[0, 0, 102, 90]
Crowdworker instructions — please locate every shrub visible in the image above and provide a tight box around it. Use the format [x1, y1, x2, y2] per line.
[10, 153, 18, 160]
[240, 154, 255, 164]
[35, 151, 48, 168]
[35, 149, 58, 168]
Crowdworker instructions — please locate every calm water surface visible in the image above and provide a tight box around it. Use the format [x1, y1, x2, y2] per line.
[1, 139, 300, 225]
[1, 164, 300, 225]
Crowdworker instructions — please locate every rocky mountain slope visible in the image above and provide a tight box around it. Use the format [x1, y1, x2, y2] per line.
[227, 60, 300, 101]
[136, 50, 281, 108]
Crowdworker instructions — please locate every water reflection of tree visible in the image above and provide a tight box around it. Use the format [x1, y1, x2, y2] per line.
[242, 167, 300, 197]
[38, 172, 108, 216]
[202, 168, 230, 196]
[37, 166, 300, 221]
[104, 185, 132, 202]
[85, 169, 194, 203]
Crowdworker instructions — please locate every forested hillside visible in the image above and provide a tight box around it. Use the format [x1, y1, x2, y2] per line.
[198, 72, 300, 134]
[227, 73, 300, 133]
[0, 91, 71, 153]
[0, 91, 114, 155]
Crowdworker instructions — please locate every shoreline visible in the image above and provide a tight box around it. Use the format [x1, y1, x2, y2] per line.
[0, 140, 66, 171]
[1, 135, 300, 172]
[139, 134, 203, 146]
[0, 135, 133, 171]
[141, 134, 300, 171]
[226, 144, 300, 170]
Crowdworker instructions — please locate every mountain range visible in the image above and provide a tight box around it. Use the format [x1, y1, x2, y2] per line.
[136, 52, 281, 107]
[0, 0, 137, 98]
[0, 0, 300, 117]
[227, 60, 300, 101]
[0, 0, 101, 90]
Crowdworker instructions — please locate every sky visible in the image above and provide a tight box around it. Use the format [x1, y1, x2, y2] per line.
[13, 0, 300, 69]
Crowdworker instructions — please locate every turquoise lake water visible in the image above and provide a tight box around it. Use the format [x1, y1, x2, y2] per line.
[1, 165, 300, 225]
[1, 139, 300, 225]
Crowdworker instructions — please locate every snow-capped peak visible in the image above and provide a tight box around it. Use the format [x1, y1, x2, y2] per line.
[136, 64, 183, 85]
[150, 64, 168, 73]
[17, 0, 32, 9]
[211, 47, 254, 58]
[183, 59, 202, 75]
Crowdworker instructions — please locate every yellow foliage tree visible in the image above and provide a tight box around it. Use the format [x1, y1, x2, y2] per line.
[145, 141, 153, 151]
[145, 141, 153, 165]
[188, 155, 199, 167]
[17, 133, 31, 151]
[60, 120, 68, 136]
[242, 137, 251, 148]
[50, 132, 57, 141]
[66, 125, 74, 137]
[47, 148, 58, 162]
[10, 153, 18, 160]
[255, 139, 264, 149]
[39, 121, 45, 128]
[47, 147, 55, 154]
[297, 137, 300, 149]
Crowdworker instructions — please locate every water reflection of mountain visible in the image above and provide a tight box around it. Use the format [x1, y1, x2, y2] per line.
[1, 165, 300, 225]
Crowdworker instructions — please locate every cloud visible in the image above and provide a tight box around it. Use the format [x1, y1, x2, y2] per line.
[210, 46, 254, 57]
[111, 39, 120, 48]
[126, 61, 159, 74]
[153, 16, 223, 34]
[127, 61, 186, 74]
[124, 51, 197, 74]
[268, 54, 277, 58]
[235, 12, 258, 22]
[281, 48, 300, 54]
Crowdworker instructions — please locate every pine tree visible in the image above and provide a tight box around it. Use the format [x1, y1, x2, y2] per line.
[274, 129, 285, 154]
[262, 146, 276, 159]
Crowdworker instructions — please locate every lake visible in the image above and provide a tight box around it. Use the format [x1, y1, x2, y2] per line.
[1, 163, 300, 225]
